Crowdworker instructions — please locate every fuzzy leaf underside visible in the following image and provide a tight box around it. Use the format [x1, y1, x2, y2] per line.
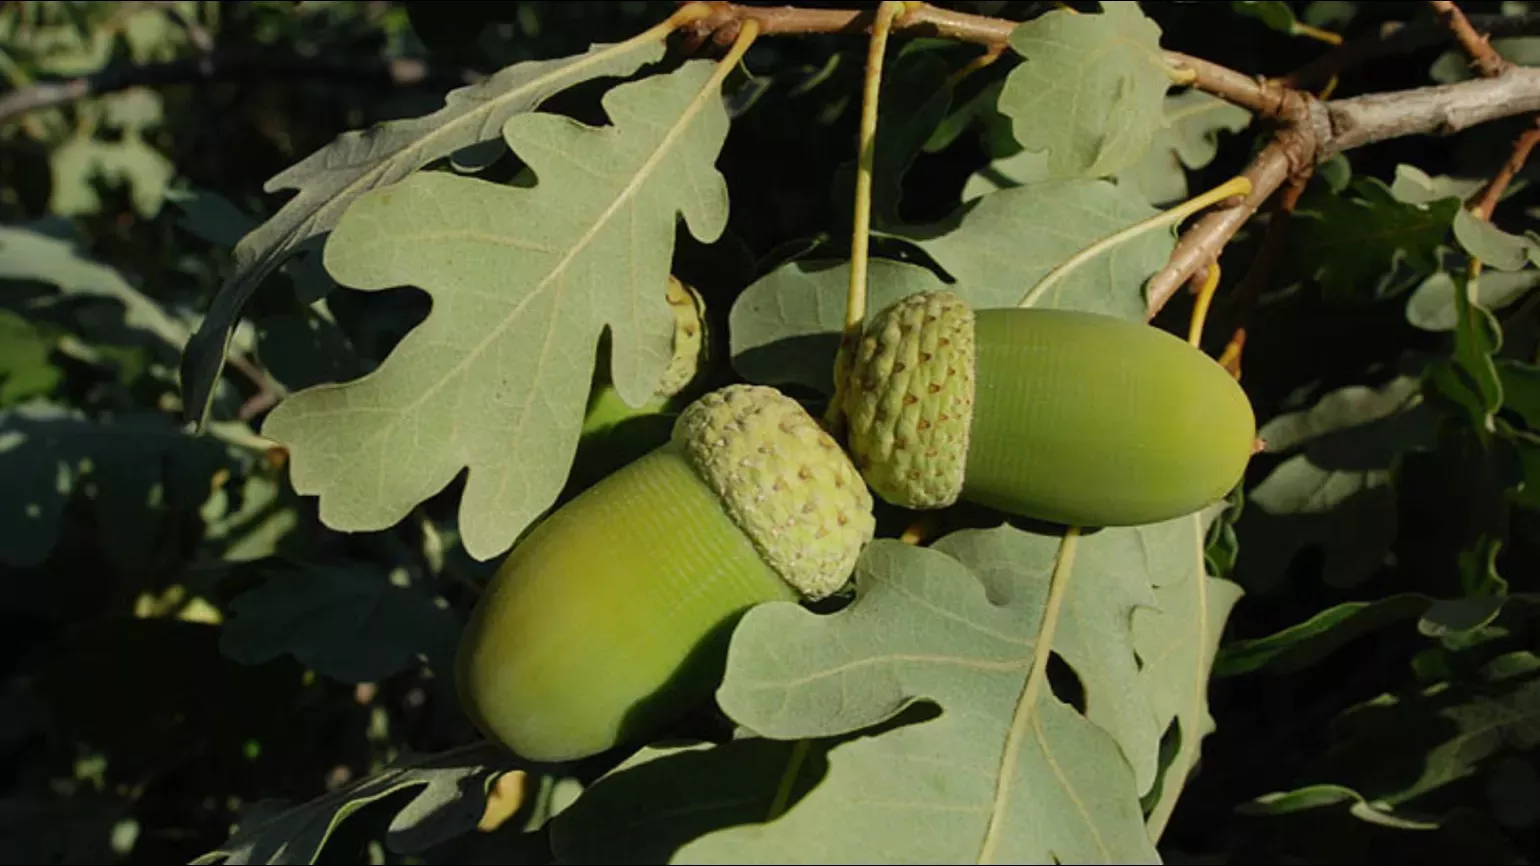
[178, 36, 669, 429]
[998, 4, 1169, 180]
[676, 527, 1219, 863]
[260, 61, 731, 562]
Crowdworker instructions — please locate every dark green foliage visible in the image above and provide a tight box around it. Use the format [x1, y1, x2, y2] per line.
[8, 1, 1540, 863]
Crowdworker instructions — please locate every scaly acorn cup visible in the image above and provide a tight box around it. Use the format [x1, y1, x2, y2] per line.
[842, 290, 1257, 527]
[456, 384, 875, 763]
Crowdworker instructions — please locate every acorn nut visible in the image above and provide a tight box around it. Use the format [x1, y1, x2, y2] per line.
[842, 290, 1257, 527]
[456, 384, 875, 763]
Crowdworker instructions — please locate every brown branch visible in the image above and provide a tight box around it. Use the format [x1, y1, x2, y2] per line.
[0, 54, 480, 126]
[1322, 67, 1540, 155]
[677, 3, 1540, 320]
[1145, 134, 1307, 318]
[685, 2, 1286, 118]
[1218, 171, 1313, 380]
[1430, 0, 1508, 79]
[229, 354, 284, 422]
[1284, 11, 1540, 91]
[687, 1, 1010, 45]
[1165, 51, 1290, 118]
[1148, 65, 1540, 316]
[1469, 117, 1540, 221]
[1282, 20, 1410, 90]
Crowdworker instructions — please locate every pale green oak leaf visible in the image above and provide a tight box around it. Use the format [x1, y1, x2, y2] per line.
[178, 35, 670, 429]
[688, 533, 1163, 864]
[262, 61, 730, 561]
[999, 3, 1169, 179]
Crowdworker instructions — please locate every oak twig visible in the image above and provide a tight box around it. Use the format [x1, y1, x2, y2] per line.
[680, 2, 1540, 322]
[1469, 118, 1540, 221]
[1322, 67, 1540, 155]
[1430, 0, 1508, 79]
[28, 0, 1540, 367]
[229, 354, 286, 423]
[1145, 134, 1307, 318]
[1284, 11, 1540, 90]
[1149, 65, 1540, 312]
[683, 2, 1289, 118]
[1218, 171, 1313, 380]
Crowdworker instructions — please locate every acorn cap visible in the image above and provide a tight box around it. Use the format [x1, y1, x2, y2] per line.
[656, 276, 708, 399]
[673, 385, 875, 600]
[842, 290, 976, 510]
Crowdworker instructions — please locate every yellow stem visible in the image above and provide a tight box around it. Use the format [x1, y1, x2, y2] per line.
[825, 0, 907, 430]
[900, 512, 940, 545]
[1291, 21, 1343, 46]
[946, 43, 1004, 89]
[710, 17, 761, 88]
[1167, 64, 1198, 85]
[767, 739, 810, 820]
[1188, 262, 1221, 347]
[660, 2, 713, 32]
[1019, 175, 1253, 308]
[1218, 336, 1245, 379]
[1317, 74, 1340, 100]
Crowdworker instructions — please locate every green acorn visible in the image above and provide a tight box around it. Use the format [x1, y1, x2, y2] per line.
[457, 384, 875, 763]
[842, 290, 1256, 527]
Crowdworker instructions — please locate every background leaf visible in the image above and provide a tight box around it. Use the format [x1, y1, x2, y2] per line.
[1289, 652, 1540, 815]
[1289, 177, 1459, 303]
[728, 257, 948, 394]
[551, 738, 825, 865]
[1423, 269, 1504, 432]
[1215, 594, 1434, 678]
[1407, 270, 1540, 332]
[0, 310, 61, 406]
[1238, 373, 1438, 592]
[729, 178, 1172, 393]
[1391, 164, 1540, 272]
[0, 224, 190, 352]
[997, 4, 1168, 179]
[219, 562, 462, 684]
[966, 90, 1252, 206]
[192, 744, 521, 865]
[0, 402, 238, 570]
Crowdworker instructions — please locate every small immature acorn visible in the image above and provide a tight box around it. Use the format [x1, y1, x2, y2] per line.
[581, 275, 710, 435]
[573, 275, 711, 485]
[457, 384, 875, 763]
[842, 290, 1257, 527]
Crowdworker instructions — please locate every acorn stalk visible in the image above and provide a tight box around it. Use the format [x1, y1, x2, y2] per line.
[842, 290, 1256, 527]
[458, 385, 875, 763]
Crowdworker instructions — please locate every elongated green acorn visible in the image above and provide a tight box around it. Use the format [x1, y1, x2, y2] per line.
[842, 290, 1256, 527]
[457, 385, 875, 763]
